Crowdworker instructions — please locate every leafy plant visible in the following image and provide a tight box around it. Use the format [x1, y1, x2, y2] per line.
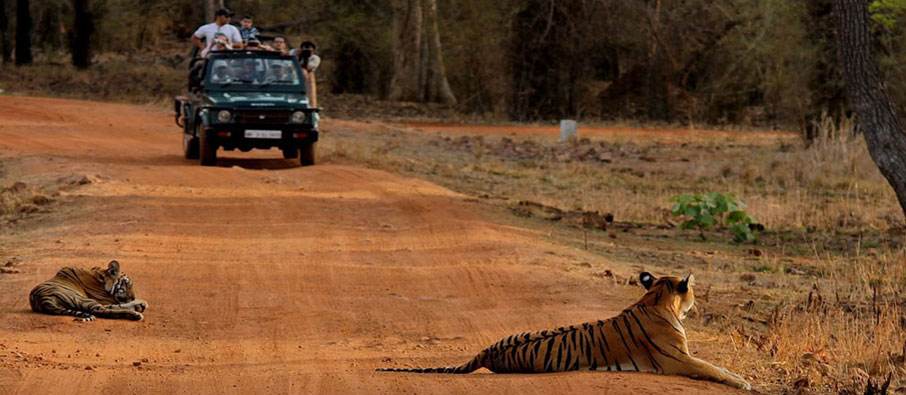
[870, 0, 906, 30]
[669, 192, 757, 243]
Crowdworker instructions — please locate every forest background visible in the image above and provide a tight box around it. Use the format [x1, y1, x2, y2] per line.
[3, 0, 901, 133]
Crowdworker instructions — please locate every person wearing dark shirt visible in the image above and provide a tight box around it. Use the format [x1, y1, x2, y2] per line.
[238, 15, 260, 44]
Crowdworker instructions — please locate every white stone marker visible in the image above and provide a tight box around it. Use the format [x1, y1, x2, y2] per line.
[560, 119, 577, 142]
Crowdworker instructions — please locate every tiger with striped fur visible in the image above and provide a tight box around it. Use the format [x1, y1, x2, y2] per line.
[378, 272, 751, 390]
[29, 260, 147, 322]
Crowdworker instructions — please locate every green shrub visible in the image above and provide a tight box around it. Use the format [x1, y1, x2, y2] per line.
[669, 192, 757, 243]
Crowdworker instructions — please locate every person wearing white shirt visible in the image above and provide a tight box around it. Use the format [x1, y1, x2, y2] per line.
[191, 8, 242, 57]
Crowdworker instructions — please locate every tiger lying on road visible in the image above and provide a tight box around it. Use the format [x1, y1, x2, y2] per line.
[29, 260, 147, 322]
[377, 272, 751, 390]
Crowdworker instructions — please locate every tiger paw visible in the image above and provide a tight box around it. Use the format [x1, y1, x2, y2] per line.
[133, 300, 148, 313]
[74, 315, 96, 322]
[734, 378, 752, 391]
[130, 312, 144, 321]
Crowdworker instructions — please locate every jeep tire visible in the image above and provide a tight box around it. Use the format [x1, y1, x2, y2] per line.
[282, 146, 298, 159]
[198, 124, 217, 166]
[299, 142, 315, 166]
[183, 133, 200, 159]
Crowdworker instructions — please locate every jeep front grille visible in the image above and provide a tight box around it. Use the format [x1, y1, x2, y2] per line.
[235, 110, 292, 125]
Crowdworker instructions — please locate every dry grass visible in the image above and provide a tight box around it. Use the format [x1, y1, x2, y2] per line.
[319, 117, 906, 393]
[0, 181, 54, 221]
[322, 115, 902, 235]
[0, 54, 184, 106]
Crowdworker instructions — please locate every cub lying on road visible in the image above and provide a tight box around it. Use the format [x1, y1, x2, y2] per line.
[378, 272, 751, 390]
[29, 260, 147, 321]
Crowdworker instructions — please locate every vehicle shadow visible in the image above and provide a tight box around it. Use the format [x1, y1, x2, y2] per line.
[83, 154, 302, 170]
[214, 157, 300, 170]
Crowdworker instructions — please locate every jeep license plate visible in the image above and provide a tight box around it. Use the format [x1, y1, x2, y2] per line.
[245, 129, 282, 139]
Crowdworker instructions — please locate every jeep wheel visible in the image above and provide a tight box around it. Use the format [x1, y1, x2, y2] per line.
[198, 125, 217, 166]
[282, 146, 298, 159]
[300, 142, 315, 166]
[183, 133, 199, 159]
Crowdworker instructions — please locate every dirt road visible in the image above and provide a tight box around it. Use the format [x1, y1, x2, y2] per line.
[0, 97, 739, 394]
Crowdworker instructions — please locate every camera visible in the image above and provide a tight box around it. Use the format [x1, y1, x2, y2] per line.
[298, 49, 312, 67]
[248, 41, 260, 48]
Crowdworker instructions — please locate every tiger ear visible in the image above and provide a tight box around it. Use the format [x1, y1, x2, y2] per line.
[678, 273, 694, 293]
[639, 272, 656, 290]
[107, 260, 120, 277]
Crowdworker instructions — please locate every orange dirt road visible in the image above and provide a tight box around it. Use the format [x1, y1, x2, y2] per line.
[0, 97, 741, 394]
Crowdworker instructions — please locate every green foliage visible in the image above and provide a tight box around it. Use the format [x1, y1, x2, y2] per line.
[870, 0, 906, 30]
[669, 192, 757, 243]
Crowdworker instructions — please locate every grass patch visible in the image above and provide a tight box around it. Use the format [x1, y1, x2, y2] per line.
[318, 117, 906, 393]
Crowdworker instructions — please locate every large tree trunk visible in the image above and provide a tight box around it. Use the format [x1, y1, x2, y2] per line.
[0, 0, 10, 63]
[204, 0, 214, 23]
[204, 0, 224, 23]
[14, 0, 31, 65]
[644, 0, 669, 121]
[832, 0, 906, 217]
[422, 0, 456, 104]
[389, 0, 422, 101]
[803, 0, 846, 141]
[389, 0, 456, 104]
[71, 0, 93, 69]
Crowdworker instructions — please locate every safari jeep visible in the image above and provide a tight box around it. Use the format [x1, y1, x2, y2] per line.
[174, 50, 320, 166]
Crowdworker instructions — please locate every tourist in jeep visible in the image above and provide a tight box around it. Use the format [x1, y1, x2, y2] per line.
[192, 8, 242, 57]
[238, 15, 260, 44]
[210, 63, 234, 83]
[206, 33, 233, 56]
[245, 37, 272, 51]
[272, 36, 289, 55]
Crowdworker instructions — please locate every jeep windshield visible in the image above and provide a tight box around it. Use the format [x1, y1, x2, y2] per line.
[205, 57, 303, 90]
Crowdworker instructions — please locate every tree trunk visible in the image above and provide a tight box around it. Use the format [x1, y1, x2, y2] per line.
[15, 0, 31, 65]
[832, 0, 906, 218]
[803, 0, 846, 141]
[0, 0, 10, 63]
[389, 0, 422, 101]
[422, 0, 456, 104]
[204, 0, 220, 23]
[71, 0, 93, 69]
[644, 0, 669, 121]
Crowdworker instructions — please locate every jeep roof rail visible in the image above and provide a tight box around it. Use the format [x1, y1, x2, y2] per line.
[198, 49, 293, 59]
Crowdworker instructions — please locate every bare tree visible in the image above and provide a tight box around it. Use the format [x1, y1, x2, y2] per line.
[71, 0, 93, 68]
[15, 0, 31, 65]
[204, 0, 225, 24]
[0, 0, 9, 63]
[389, 0, 456, 104]
[422, 0, 456, 104]
[832, 0, 906, 217]
[389, 0, 422, 101]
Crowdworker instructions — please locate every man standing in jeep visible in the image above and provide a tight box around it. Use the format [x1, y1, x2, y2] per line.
[191, 8, 243, 57]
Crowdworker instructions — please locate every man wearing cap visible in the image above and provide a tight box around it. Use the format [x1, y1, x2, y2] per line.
[191, 8, 243, 57]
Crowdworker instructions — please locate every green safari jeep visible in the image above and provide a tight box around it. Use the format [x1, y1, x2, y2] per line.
[174, 50, 320, 166]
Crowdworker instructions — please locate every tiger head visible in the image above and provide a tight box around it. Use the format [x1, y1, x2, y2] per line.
[638, 272, 695, 319]
[94, 260, 135, 303]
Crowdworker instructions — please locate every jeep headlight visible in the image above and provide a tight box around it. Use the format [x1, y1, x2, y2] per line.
[216, 110, 232, 123]
[290, 111, 306, 124]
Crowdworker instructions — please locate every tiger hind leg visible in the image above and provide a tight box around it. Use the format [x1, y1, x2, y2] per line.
[31, 296, 98, 321]
[34, 294, 142, 321]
